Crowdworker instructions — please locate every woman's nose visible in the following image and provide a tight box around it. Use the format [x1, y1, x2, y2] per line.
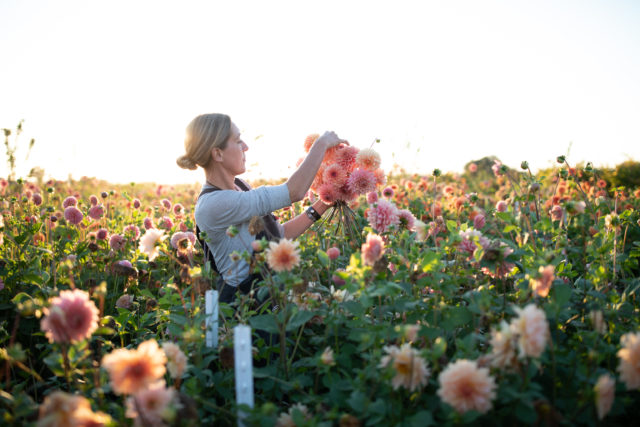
[242, 141, 249, 151]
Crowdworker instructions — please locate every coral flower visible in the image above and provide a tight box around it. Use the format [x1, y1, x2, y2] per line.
[594, 374, 615, 420]
[366, 191, 378, 204]
[162, 342, 188, 379]
[323, 164, 348, 187]
[366, 199, 399, 233]
[125, 380, 175, 427]
[64, 206, 84, 225]
[361, 233, 385, 266]
[510, 304, 550, 358]
[304, 133, 319, 152]
[88, 205, 104, 220]
[347, 168, 377, 195]
[38, 391, 111, 427]
[437, 359, 496, 414]
[62, 196, 78, 208]
[139, 229, 166, 261]
[326, 247, 340, 260]
[617, 332, 640, 390]
[468, 163, 478, 173]
[317, 183, 339, 205]
[373, 168, 387, 186]
[41, 289, 99, 344]
[266, 238, 301, 272]
[355, 148, 381, 170]
[109, 234, 125, 251]
[530, 265, 555, 298]
[102, 339, 167, 395]
[379, 343, 430, 392]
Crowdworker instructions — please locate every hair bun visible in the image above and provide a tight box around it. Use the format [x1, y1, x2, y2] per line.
[176, 155, 197, 170]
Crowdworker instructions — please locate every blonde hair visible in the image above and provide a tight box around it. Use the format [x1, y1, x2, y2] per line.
[176, 113, 232, 170]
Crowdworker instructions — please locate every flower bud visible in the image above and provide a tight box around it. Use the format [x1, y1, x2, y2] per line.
[226, 225, 239, 238]
[520, 161, 529, 170]
[556, 155, 566, 164]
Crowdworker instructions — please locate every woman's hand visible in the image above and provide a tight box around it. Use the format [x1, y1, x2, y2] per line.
[315, 131, 348, 151]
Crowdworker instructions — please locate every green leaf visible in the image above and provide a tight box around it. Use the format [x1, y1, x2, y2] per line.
[286, 310, 314, 331]
[317, 250, 330, 268]
[249, 314, 280, 334]
[496, 212, 512, 221]
[552, 283, 572, 307]
[347, 390, 367, 412]
[342, 300, 365, 317]
[446, 220, 458, 233]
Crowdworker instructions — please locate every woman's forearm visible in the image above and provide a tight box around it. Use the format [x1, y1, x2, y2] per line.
[282, 200, 329, 240]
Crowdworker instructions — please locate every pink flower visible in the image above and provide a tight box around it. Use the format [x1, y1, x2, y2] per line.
[125, 380, 176, 426]
[124, 224, 141, 240]
[327, 247, 340, 260]
[173, 203, 184, 216]
[397, 209, 416, 230]
[89, 195, 99, 206]
[458, 229, 490, 256]
[347, 168, 377, 195]
[366, 199, 399, 233]
[510, 304, 550, 358]
[550, 205, 563, 221]
[473, 214, 486, 230]
[355, 148, 381, 171]
[530, 265, 555, 298]
[170, 231, 195, 250]
[379, 343, 430, 392]
[110, 234, 125, 251]
[159, 216, 173, 230]
[468, 163, 478, 173]
[161, 199, 172, 210]
[334, 146, 359, 169]
[361, 233, 385, 266]
[133, 199, 141, 209]
[64, 206, 84, 225]
[266, 239, 301, 272]
[437, 359, 496, 414]
[366, 191, 378, 204]
[117, 260, 133, 268]
[143, 217, 154, 230]
[317, 183, 339, 205]
[63, 196, 78, 208]
[335, 183, 357, 202]
[382, 187, 394, 198]
[41, 289, 99, 343]
[495, 200, 508, 212]
[491, 160, 503, 177]
[594, 374, 615, 420]
[88, 204, 105, 220]
[96, 228, 109, 240]
[32, 193, 43, 206]
[323, 164, 348, 187]
[102, 340, 167, 395]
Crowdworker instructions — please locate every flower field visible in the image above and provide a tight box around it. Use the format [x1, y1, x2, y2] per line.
[1, 157, 640, 426]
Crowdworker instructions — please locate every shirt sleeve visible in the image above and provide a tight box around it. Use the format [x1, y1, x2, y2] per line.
[197, 183, 291, 230]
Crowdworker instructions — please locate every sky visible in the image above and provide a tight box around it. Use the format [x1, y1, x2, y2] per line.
[1, 0, 639, 185]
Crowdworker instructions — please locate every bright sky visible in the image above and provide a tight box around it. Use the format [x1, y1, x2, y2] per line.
[1, 0, 639, 185]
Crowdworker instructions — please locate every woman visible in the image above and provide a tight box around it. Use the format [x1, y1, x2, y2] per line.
[176, 113, 346, 303]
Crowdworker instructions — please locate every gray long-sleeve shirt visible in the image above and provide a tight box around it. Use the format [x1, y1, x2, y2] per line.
[194, 180, 291, 287]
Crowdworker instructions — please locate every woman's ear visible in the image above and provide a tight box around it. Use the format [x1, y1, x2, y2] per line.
[211, 147, 223, 162]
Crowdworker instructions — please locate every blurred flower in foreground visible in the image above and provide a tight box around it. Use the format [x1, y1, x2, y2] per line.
[41, 289, 99, 344]
[361, 233, 385, 266]
[594, 374, 615, 420]
[266, 238, 301, 272]
[379, 343, 430, 392]
[510, 304, 550, 358]
[437, 359, 496, 414]
[125, 380, 177, 427]
[102, 339, 167, 395]
[276, 403, 311, 427]
[617, 332, 640, 390]
[37, 391, 111, 427]
[162, 342, 188, 379]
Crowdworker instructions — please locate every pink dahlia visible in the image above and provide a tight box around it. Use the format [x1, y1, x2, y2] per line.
[473, 214, 486, 230]
[62, 196, 78, 208]
[382, 187, 394, 198]
[594, 374, 615, 420]
[41, 289, 99, 343]
[437, 359, 496, 414]
[510, 304, 550, 358]
[373, 168, 387, 186]
[550, 205, 563, 221]
[266, 238, 301, 272]
[379, 343, 430, 392]
[366, 191, 378, 204]
[124, 224, 141, 240]
[126, 380, 176, 426]
[323, 164, 348, 187]
[173, 203, 184, 216]
[304, 133, 319, 152]
[366, 199, 399, 233]
[161, 199, 171, 210]
[89, 194, 99, 206]
[496, 200, 508, 212]
[143, 217, 154, 230]
[110, 234, 125, 251]
[32, 193, 43, 206]
[170, 231, 195, 250]
[334, 146, 359, 170]
[618, 332, 640, 390]
[397, 209, 416, 230]
[133, 199, 141, 209]
[159, 216, 173, 230]
[64, 206, 84, 225]
[361, 233, 385, 266]
[317, 183, 339, 205]
[88, 204, 104, 220]
[355, 148, 381, 171]
[96, 228, 108, 240]
[347, 168, 377, 196]
[327, 247, 340, 260]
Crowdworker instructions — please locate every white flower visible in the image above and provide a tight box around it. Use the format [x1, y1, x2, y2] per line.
[139, 229, 166, 261]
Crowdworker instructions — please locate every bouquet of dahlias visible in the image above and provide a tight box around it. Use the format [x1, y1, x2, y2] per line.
[304, 134, 386, 243]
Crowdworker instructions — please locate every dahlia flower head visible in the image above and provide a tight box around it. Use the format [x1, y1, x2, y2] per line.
[38, 391, 111, 427]
[617, 331, 640, 390]
[266, 238, 301, 272]
[304, 135, 385, 203]
[40, 289, 99, 344]
[437, 359, 497, 414]
[101, 339, 167, 395]
[379, 343, 430, 392]
[366, 199, 400, 233]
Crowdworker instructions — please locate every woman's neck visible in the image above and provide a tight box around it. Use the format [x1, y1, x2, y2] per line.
[204, 167, 237, 190]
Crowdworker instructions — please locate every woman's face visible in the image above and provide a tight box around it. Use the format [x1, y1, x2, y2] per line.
[219, 122, 248, 176]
